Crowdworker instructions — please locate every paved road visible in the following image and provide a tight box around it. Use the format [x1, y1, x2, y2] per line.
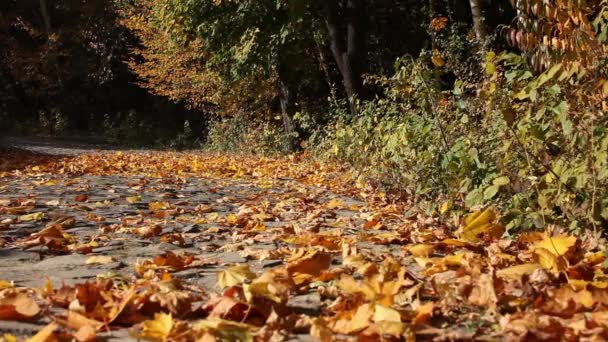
[0, 138, 381, 340]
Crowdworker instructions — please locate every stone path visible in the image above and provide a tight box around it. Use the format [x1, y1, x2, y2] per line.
[0, 138, 388, 340]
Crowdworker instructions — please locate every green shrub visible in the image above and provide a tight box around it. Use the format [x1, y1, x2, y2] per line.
[318, 51, 608, 233]
[204, 112, 293, 155]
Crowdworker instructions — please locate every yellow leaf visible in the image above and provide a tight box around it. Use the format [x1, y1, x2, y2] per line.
[192, 318, 255, 342]
[330, 303, 373, 334]
[217, 264, 256, 289]
[407, 244, 436, 257]
[149, 201, 170, 211]
[326, 199, 344, 209]
[0, 280, 13, 290]
[286, 248, 332, 277]
[85, 256, 115, 265]
[338, 276, 377, 301]
[372, 304, 401, 323]
[373, 320, 406, 337]
[534, 247, 567, 272]
[496, 263, 542, 281]
[533, 234, 576, 256]
[414, 302, 434, 324]
[432, 54, 445, 67]
[126, 195, 142, 203]
[439, 201, 450, 214]
[2, 334, 17, 342]
[19, 212, 45, 222]
[244, 268, 295, 304]
[579, 289, 594, 308]
[459, 208, 504, 243]
[26, 322, 58, 342]
[206, 212, 220, 222]
[414, 257, 435, 268]
[226, 213, 238, 224]
[140, 312, 173, 342]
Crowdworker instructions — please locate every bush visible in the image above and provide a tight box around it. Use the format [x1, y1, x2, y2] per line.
[204, 112, 293, 155]
[318, 51, 608, 232]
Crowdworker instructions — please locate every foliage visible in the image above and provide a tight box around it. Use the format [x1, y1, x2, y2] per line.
[205, 113, 294, 155]
[320, 27, 608, 231]
[3, 149, 608, 340]
[507, 0, 602, 70]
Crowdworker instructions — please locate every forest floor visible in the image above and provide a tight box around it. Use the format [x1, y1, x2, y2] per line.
[0, 137, 607, 341]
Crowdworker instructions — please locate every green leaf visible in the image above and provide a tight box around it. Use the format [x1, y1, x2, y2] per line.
[465, 188, 483, 207]
[483, 185, 500, 200]
[493, 176, 510, 186]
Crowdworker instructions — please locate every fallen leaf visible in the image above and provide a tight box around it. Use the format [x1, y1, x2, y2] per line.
[407, 244, 436, 257]
[139, 312, 173, 342]
[534, 233, 577, 257]
[458, 208, 504, 243]
[126, 195, 142, 203]
[496, 263, 542, 281]
[85, 256, 115, 265]
[19, 212, 45, 222]
[535, 247, 567, 272]
[75, 194, 89, 202]
[0, 291, 41, 321]
[217, 265, 256, 289]
[414, 302, 434, 324]
[26, 322, 58, 342]
[286, 248, 332, 278]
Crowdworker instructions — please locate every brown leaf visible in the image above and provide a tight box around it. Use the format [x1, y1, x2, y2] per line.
[0, 290, 41, 321]
[286, 249, 332, 278]
[27, 322, 59, 342]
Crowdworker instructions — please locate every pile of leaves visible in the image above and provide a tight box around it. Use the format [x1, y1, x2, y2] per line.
[1, 150, 608, 341]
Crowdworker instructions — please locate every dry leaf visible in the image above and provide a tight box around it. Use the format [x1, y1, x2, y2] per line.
[458, 208, 504, 242]
[286, 249, 332, 277]
[19, 212, 45, 222]
[217, 265, 256, 288]
[139, 312, 173, 341]
[85, 256, 115, 265]
[496, 264, 542, 281]
[0, 291, 41, 321]
[534, 234, 577, 257]
[26, 322, 58, 342]
[407, 244, 436, 257]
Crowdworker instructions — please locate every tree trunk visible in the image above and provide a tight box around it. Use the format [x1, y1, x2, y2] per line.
[39, 0, 63, 88]
[469, 0, 487, 44]
[276, 67, 298, 151]
[39, 0, 52, 34]
[322, 0, 365, 115]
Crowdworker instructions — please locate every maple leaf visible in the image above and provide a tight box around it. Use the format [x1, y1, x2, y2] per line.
[407, 244, 436, 257]
[535, 247, 568, 272]
[126, 195, 142, 203]
[26, 322, 59, 342]
[533, 233, 577, 257]
[19, 212, 45, 222]
[329, 303, 374, 334]
[244, 268, 296, 304]
[85, 256, 115, 265]
[139, 312, 173, 342]
[0, 290, 41, 321]
[458, 208, 504, 243]
[217, 265, 256, 289]
[413, 302, 434, 325]
[286, 248, 332, 278]
[496, 263, 542, 281]
[192, 318, 256, 342]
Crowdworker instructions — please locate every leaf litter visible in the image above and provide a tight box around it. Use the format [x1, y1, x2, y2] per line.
[0, 149, 607, 340]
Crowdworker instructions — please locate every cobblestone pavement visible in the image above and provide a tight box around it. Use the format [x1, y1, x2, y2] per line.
[0, 138, 389, 340]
